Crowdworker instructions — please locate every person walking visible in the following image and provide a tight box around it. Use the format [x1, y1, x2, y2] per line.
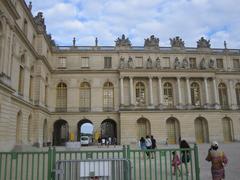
[139, 137, 146, 158]
[145, 135, 152, 158]
[172, 151, 181, 176]
[180, 140, 191, 175]
[150, 135, 156, 158]
[206, 141, 228, 180]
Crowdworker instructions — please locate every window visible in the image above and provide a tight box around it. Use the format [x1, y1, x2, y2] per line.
[0, 22, 3, 60]
[135, 57, 143, 68]
[56, 82, 67, 111]
[103, 82, 114, 111]
[189, 58, 197, 69]
[162, 57, 170, 68]
[58, 57, 66, 68]
[135, 82, 145, 106]
[23, 19, 28, 36]
[44, 85, 48, 106]
[104, 57, 112, 68]
[191, 82, 201, 106]
[81, 57, 89, 68]
[235, 83, 240, 106]
[18, 66, 24, 95]
[216, 59, 224, 69]
[79, 82, 91, 111]
[233, 59, 240, 69]
[163, 82, 173, 108]
[29, 75, 33, 100]
[218, 83, 228, 108]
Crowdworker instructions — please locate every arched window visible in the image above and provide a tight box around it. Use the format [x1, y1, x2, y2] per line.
[191, 82, 201, 106]
[29, 66, 34, 101]
[163, 82, 173, 108]
[27, 114, 32, 142]
[18, 65, 24, 95]
[16, 111, 23, 144]
[218, 83, 228, 108]
[23, 19, 28, 36]
[235, 83, 240, 106]
[0, 22, 3, 61]
[44, 77, 48, 106]
[80, 82, 91, 111]
[103, 82, 114, 111]
[135, 82, 145, 106]
[56, 82, 67, 111]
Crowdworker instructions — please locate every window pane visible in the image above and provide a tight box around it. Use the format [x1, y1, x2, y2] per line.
[233, 59, 239, 69]
[104, 57, 112, 68]
[163, 83, 173, 107]
[81, 57, 89, 68]
[216, 59, 224, 69]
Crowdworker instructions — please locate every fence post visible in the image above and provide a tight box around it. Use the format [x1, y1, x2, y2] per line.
[123, 145, 126, 158]
[52, 147, 56, 180]
[194, 144, 200, 180]
[47, 147, 52, 180]
[126, 145, 131, 160]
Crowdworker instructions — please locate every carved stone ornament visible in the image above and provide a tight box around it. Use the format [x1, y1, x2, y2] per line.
[127, 56, 134, 69]
[200, 58, 207, 69]
[146, 57, 153, 69]
[144, 35, 159, 49]
[174, 57, 181, 69]
[197, 37, 211, 48]
[46, 34, 56, 46]
[115, 34, 131, 48]
[155, 57, 161, 69]
[182, 58, 188, 69]
[170, 36, 185, 48]
[209, 59, 215, 69]
[119, 57, 125, 69]
[34, 12, 46, 32]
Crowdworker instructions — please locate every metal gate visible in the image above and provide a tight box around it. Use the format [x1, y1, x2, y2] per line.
[55, 159, 131, 180]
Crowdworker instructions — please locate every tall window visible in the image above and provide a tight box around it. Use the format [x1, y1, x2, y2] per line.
[233, 59, 240, 69]
[56, 82, 67, 111]
[81, 57, 89, 68]
[191, 82, 201, 106]
[18, 66, 24, 95]
[189, 58, 197, 69]
[216, 59, 224, 69]
[163, 82, 173, 108]
[218, 83, 228, 108]
[29, 75, 33, 100]
[0, 22, 3, 62]
[79, 82, 91, 111]
[44, 85, 48, 106]
[23, 19, 28, 36]
[235, 83, 240, 106]
[135, 82, 145, 106]
[103, 82, 114, 111]
[104, 57, 112, 68]
[58, 57, 66, 68]
[162, 57, 170, 68]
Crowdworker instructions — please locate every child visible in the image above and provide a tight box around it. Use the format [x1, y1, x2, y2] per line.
[172, 151, 181, 176]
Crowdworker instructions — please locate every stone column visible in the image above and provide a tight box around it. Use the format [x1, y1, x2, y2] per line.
[204, 77, 209, 108]
[213, 78, 220, 109]
[149, 76, 153, 107]
[120, 77, 124, 106]
[186, 77, 191, 108]
[129, 77, 134, 106]
[177, 77, 183, 109]
[158, 77, 163, 109]
[229, 80, 237, 109]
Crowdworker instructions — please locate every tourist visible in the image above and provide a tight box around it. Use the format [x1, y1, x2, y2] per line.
[97, 137, 101, 148]
[150, 135, 156, 158]
[171, 151, 181, 176]
[113, 137, 117, 147]
[145, 135, 152, 158]
[180, 140, 191, 175]
[206, 141, 228, 180]
[139, 137, 146, 158]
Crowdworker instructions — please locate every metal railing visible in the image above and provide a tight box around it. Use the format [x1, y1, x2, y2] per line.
[0, 145, 200, 180]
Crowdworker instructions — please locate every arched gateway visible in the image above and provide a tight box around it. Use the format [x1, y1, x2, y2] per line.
[53, 119, 69, 146]
[166, 117, 180, 144]
[222, 117, 233, 142]
[195, 117, 209, 144]
[77, 119, 93, 141]
[101, 119, 117, 140]
[137, 118, 151, 140]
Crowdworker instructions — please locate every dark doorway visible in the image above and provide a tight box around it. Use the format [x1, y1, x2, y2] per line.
[101, 119, 117, 140]
[77, 119, 93, 141]
[53, 119, 69, 146]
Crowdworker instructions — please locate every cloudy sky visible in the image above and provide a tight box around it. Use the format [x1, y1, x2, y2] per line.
[25, 0, 240, 48]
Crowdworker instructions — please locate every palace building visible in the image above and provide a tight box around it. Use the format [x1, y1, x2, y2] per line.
[0, 0, 240, 151]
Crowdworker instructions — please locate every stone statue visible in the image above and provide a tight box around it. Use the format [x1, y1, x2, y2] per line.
[28, 2, 32, 11]
[73, 37, 76, 46]
[200, 58, 207, 69]
[46, 34, 56, 46]
[127, 56, 134, 68]
[115, 34, 131, 48]
[209, 59, 215, 69]
[170, 36, 185, 48]
[155, 57, 161, 69]
[119, 57, 125, 69]
[95, 37, 98, 46]
[34, 12, 46, 32]
[174, 57, 181, 69]
[182, 58, 188, 69]
[146, 57, 153, 69]
[197, 37, 211, 48]
[224, 41, 227, 49]
[144, 35, 159, 49]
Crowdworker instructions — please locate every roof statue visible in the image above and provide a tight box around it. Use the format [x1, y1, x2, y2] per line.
[170, 36, 185, 48]
[144, 35, 159, 49]
[197, 37, 211, 48]
[95, 37, 98, 46]
[73, 37, 76, 47]
[34, 12, 46, 33]
[28, 2, 32, 11]
[224, 41, 227, 49]
[115, 34, 131, 49]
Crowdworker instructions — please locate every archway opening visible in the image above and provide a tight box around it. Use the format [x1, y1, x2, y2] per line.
[222, 117, 233, 142]
[166, 118, 180, 144]
[137, 118, 151, 140]
[77, 119, 93, 141]
[194, 117, 209, 144]
[53, 119, 69, 146]
[101, 119, 117, 143]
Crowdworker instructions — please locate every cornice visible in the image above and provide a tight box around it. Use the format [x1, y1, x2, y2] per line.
[2, 0, 20, 20]
[0, 82, 15, 94]
[52, 69, 118, 74]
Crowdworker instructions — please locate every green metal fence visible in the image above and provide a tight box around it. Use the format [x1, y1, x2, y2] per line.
[0, 145, 200, 180]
